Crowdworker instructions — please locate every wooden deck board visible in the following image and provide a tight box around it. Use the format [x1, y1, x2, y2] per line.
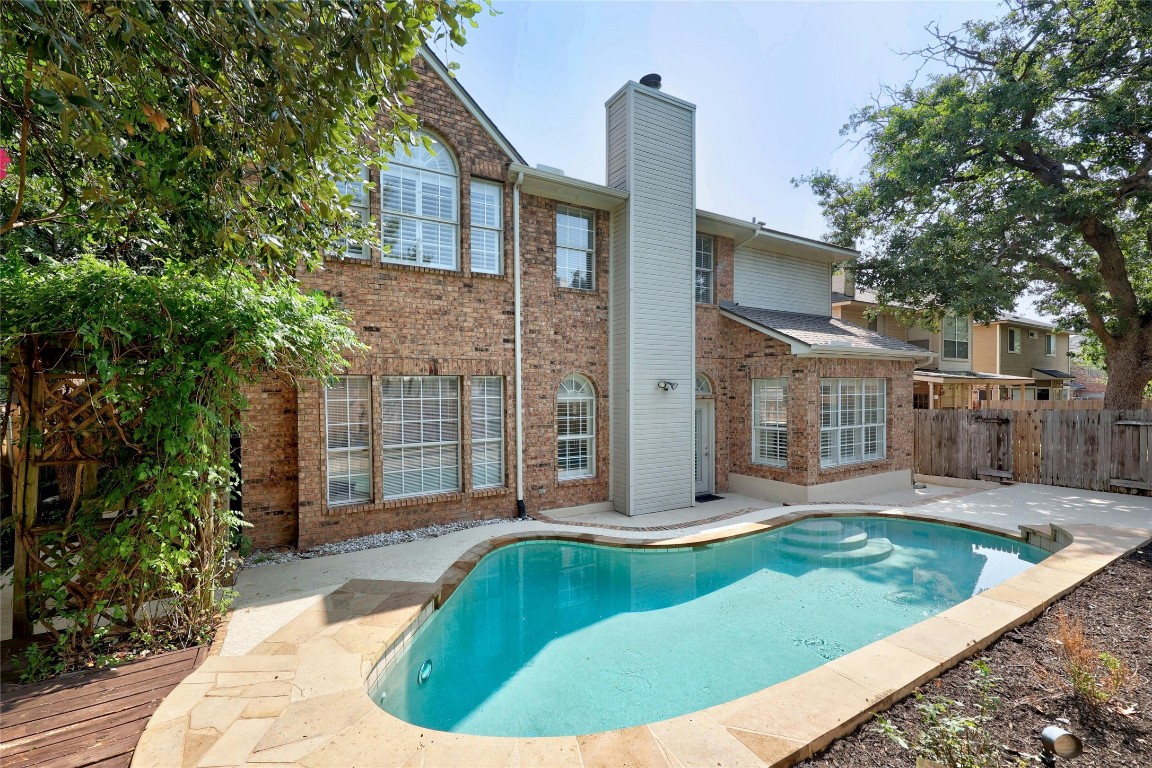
[0, 645, 206, 768]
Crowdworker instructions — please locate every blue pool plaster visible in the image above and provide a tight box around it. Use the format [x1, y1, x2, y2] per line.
[373, 516, 1048, 737]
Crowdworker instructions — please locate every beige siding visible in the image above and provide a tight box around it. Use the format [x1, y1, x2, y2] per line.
[608, 201, 630, 513]
[734, 245, 831, 315]
[834, 305, 910, 342]
[884, 318, 910, 342]
[972, 324, 999, 374]
[1000, 326, 1070, 378]
[837, 304, 869, 327]
[606, 83, 697, 516]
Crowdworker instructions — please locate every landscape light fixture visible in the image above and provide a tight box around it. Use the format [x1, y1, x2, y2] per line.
[656, 380, 678, 391]
[1039, 725, 1082, 767]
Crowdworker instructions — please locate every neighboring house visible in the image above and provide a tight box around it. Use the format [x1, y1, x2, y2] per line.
[1068, 335, 1107, 399]
[831, 274, 1074, 408]
[239, 55, 931, 549]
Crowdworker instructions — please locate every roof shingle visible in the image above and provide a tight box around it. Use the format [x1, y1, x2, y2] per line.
[719, 302, 931, 356]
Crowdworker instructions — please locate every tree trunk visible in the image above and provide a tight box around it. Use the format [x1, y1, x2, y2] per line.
[1102, 327, 1152, 409]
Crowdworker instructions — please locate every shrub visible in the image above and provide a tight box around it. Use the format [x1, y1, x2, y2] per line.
[876, 661, 1022, 768]
[3, 258, 363, 676]
[1052, 610, 1133, 708]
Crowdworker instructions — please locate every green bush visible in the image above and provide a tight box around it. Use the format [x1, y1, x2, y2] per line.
[2, 257, 363, 673]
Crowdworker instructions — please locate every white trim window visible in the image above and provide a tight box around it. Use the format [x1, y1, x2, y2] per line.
[380, 376, 460, 498]
[1045, 333, 1056, 356]
[556, 205, 594, 290]
[325, 376, 372, 505]
[752, 378, 788, 467]
[695, 234, 714, 304]
[820, 378, 886, 468]
[1007, 327, 1021, 353]
[470, 179, 502, 274]
[335, 164, 371, 259]
[942, 316, 969, 360]
[557, 374, 595, 479]
[695, 373, 713, 396]
[470, 377, 504, 489]
[380, 132, 458, 269]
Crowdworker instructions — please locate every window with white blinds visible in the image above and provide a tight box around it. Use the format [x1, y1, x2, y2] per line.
[381, 377, 460, 498]
[820, 378, 886, 468]
[470, 377, 504, 489]
[470, 180, 502, 274]
[557, 375, 595, 479]
[380, 132, 458, 269]
[752, 378, 788, 466]
[325, 376, 372, 504]
[334, 164, 371, 259]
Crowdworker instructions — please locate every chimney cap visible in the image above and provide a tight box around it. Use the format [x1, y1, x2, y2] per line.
[639, 73, 662, 90]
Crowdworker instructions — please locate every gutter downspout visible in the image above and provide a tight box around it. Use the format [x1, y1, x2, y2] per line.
[513, 171, 527, 520]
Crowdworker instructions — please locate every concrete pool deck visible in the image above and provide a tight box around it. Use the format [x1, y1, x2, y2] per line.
[136, 483, 1152, 767]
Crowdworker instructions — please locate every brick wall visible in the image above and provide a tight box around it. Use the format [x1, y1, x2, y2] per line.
[712, 323, 915, 488]
[239, 379, 299, 548]
[240, 58, 615, 547]
[519, 194, 612, 514]
[240, 60, 916, 548]
[696, 234, 914, 492]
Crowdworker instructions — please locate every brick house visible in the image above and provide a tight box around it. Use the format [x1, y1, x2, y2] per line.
[240, 54, 932, 549]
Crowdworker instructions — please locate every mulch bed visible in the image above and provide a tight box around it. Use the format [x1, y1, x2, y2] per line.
[800, 545, 1152, 767]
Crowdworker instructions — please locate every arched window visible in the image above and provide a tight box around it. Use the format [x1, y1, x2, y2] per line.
[695, 374, 713, 396]
[557, 375, 595, 480]
[380, 131, 458, 269]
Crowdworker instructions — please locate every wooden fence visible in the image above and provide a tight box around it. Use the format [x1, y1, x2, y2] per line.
[980, 399, 1152, 411]
[914, 409, 1151, 493]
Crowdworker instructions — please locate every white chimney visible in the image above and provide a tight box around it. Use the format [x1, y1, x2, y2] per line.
[605, 76, 697, 516]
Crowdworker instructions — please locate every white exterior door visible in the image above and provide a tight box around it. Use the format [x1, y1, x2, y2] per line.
[694, 401, 714, 495]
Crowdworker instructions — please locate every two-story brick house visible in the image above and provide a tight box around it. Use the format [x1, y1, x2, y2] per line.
[239, 54, 931, 549]
[831, 273, 1073, 409]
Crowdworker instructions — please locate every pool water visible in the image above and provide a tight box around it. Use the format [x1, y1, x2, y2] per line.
[372, 516, 1047, 737]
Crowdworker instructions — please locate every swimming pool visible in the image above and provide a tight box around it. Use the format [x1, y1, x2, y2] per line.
[371, 515, 1048, 737]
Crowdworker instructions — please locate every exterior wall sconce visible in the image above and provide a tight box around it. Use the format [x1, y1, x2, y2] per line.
[657, 380, 678, 391]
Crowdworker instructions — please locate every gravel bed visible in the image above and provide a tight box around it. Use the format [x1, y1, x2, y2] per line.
[240, 517, 520, 568]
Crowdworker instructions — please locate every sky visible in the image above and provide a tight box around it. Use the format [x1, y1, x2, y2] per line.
[440, 0, 1049, 319]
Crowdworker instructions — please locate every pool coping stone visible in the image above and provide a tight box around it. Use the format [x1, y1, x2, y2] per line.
[133, 511, 1152, 768]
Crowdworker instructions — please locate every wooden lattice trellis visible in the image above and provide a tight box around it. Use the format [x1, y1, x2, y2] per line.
[6, 338, 133, 637]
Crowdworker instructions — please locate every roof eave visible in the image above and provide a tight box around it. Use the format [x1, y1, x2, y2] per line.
[799, 347, 936, 366]
[696, 210, 857, 262]
[914, 372, 1035, 385]
[509, 163, 629, 211]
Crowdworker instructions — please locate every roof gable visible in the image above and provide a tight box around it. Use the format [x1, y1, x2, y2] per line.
[419, 47, 525, 164]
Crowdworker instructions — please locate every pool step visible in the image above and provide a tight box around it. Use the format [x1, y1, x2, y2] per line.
[778, 537, 893, 566]
[781, 525, 869, 551]
[778, 520, 893, 565]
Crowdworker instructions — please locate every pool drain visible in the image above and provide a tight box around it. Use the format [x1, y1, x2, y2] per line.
[418, 659, 433, 685]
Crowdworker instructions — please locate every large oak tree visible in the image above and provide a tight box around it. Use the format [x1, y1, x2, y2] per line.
[802, 0, 1151, 408]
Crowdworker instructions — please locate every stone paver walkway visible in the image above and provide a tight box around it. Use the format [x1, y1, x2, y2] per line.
[135, 496, 1152, 768]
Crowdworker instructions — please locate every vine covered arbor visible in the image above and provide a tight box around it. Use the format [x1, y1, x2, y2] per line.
[4, 334, 232, 643]
[1, 260, 361, 665]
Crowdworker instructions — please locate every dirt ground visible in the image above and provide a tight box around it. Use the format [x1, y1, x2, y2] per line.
[799, 545, 1152, 768]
